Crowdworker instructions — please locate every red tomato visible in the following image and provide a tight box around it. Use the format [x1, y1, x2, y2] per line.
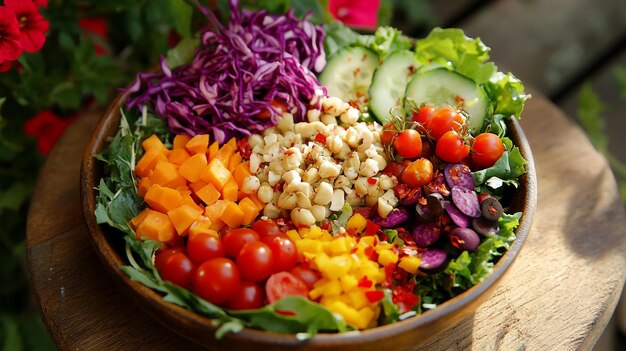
[382, 160, 412, 179]
[393, 129, 422, 159]
[192, 258, 240, 304]
[290, 266, 321, 289]
[413, 104, 436, 125]
[187, 234, 225, 266]
[226, 281, 265, 310]
[421, 138, 434, 158]
[155, 249, 195, 288]
[237, 242, 274, 282]
[262, 235, 298, 273]
[436, 131, 470, 163]
[222, 228, 260, 258]
[265, 272, 309, 304]
[471, 133, 505, 168]
[256, 99, 288, 119]
[251, 218, 281, 238]
[380, 123, 397, 146]
[401, 158, 434, 187]
[426, 107, 464, 140]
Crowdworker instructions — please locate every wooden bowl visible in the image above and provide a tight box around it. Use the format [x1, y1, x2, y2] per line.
[80, 89, 537, 351]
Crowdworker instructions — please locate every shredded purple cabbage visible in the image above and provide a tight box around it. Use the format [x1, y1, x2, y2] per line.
[126, 0, 327, 143]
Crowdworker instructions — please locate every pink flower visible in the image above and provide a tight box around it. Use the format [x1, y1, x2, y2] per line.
[24, 111, 77, 155]
[5, 0, 49, 53]
[0, 6, 22, 61]
[328, 0, 381, 30]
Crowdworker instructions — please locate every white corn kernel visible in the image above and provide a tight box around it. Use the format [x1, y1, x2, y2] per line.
[302, 167, 320, 184]
[248, 134, 264, 149]
[268, 160, 284, 174]
[281, 147, 302, 170]
[295, 121, 326, 139]
[263, 202, 281, 218]
[257, 184, 274, 203]
[356, 124, 373, 152]
[263, 133, 278, 145]
[314, 181, 333, 205]
[377, 197, 394, 218]
[321, 96, 349, 116]
[292, 182, 313, 198]
[340, 107, 359, 125]
[277, 192, 298, 210]
[249, 153, 262, 174]
[290, 208, 316, 227]
[268, 171, 281, 186]
[241, 176, 260, 194]
[307, 109, 321, 122]
[321, 113, 338, 125]
[346, 191, 363, 207]
[276, 113, 295, 133]
[382, 189, 399, 207]
[359, 158, 379, 177]
[345, 127, 361, 148]
[295, 191, 312, 208]
[311, 205, 328, 222]
[329, 189, 345, 211]
[373, 154, 387, 171]
[365, 193, 379, 207]
[326, 135, 344, 154]
[334, 175, 351, 189]
[319, 160, 340, 178]
[354, 177, 370, 196]
[282, 170, 301, 186]
[379, 174, 395, 190]
[344, 167, 358, 180]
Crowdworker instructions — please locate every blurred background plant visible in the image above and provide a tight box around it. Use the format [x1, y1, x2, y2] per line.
[1, 0, 624, 350]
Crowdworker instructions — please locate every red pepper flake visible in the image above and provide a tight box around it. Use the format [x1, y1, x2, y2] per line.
[347, 228, 358, 237]
[237, 138, 252, 160]
[367, 177, 377, 185]
[314, 132, 327, 144]
[350, 247, 358, 254]
[364, 246, 378, 261]
[357, 276, 373, 288]
[365, 290, 385, 303]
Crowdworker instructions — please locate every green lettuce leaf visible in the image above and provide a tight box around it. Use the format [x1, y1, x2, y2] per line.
[415, 27, 496, 84]
[472, 137, 527, 188]
[323, 22, 411, 60]
[484, 72, 530, 118]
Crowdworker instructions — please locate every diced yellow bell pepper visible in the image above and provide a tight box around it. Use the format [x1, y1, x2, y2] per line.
[346, 213, 367, 234]
[377, 249, 399, 266]
[398, 255, 422, 274]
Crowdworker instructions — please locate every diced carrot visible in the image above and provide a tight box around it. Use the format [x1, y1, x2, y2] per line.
[151, 160, 186, 188]
[207, 141, 219, 160]
[144, 184, 182, 213]
[137, 177, 154, 197]
[186, 134, 209, 155]
[228, 152, 243, 172]
[178, 187, 201, 210]
[135, 149, 168, 178]
[247, 193, 265, 209]
[168, 148, 191, 165]
[201, 158, 231, 190]
[188, 216, 219, 238]
[214, 143, 235, 166]
[221, 200, 244, 228]
[189, 180, 208, 193]
[173, 134, 192, 149]
[142, 134, 168, 154]
[195, 182, 220, 206]
[167, 204, 203, 236]
[178, 153, 207, 183]
[130, 208, 157, 229]
[222, 178, 239, 202]
[226, 137, 237, 150]
[204, 200, 227, 230]
[232, 162, 252, 188]
[136, 211, 177, 244]
[239, 197, 261, 226]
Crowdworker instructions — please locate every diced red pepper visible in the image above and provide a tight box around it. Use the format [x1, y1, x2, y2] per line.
[314, 133, 327, 144]
[237, 138, 252, 160]
[367, 177, 377, 185]
[364, 246, 378, 261]
[365, 290, 385, 303]
[357, 276, 373, 288]
[364, 220, 380, 236]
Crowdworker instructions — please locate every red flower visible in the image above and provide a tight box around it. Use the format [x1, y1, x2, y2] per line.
[328, 0, 381, 30]
[24, 111, 77, 156]
[32, 0, 48, 8]
[5, 0, 49, 53]
[0, 59, 12, 72]
[0, 6, 22, 61]
[79, 17, 109, 56]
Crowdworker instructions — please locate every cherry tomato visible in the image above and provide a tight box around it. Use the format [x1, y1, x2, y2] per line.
[187, 234, 225, 266]
[222, 228, 260, 258]
[426, 107, 464, 140]
[290, 266, 321, 289]
[251, 218, 281, 238]
[436, 130, 470, 163]
[265, 272, 309, 304]
[237, 242, 274, 282]
[256, 99, 288, 119]
[382, 160, 412, 179]
[421, 138, 434, 158]
[380, 123, 397, 146]
[471, 133, 505, 168]
[262, 235, 298, 273]
[192, 258, 240, 304]
[226, 281, 265, 310]
[413, 104, 436, 126]
[401, 158, 434, 187]
[393, 129, 422, 159]
[155, 248, 195, 288]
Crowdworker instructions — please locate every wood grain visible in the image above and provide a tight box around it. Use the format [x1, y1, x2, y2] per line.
[25, 91, 626, 350]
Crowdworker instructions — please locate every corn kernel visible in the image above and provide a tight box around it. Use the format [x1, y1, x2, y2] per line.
[359, 235, 377, 247]
[297, 238, 323, 255]
[346, 213, 367, 234]
[347, 288, 369, 310]
[358, 306, 376, 329]
[377, 249, 399, 266]
[340, 275, 358, 292]
[324, 256, 352, 280]
[322, 279, 343, 297]
[330, 237, 350, 255]
[313, 252, 331, 272]
[398, 256, 422, 274]
[327, 300, 365, 329]
[285, 229, 301, 243]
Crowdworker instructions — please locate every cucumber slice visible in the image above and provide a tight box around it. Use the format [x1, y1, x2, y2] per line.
[319, 47, 380, 110]
[368, 50, 420, 125]
[404, 68, 489, 134]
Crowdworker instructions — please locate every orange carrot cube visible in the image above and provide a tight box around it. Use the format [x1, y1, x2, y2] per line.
[201, 158, 231, 190]
[168, 148, 191, 165]
[228, 152, 243, 172]
[207, 141, 219, 160]
[214, 143, 235, 167]
[129, 208, 157, 229]
[136, 211, 176, 243]
[167, 204, 203, 236]
[239, 197, 261, 226]
[185, 134, 209, 155]
[221, 178, 239, 202]
[142, 134, 168, 154]
[135, 148, 168, 178]
[232, 162, 252, 188]
[144, 184, 182, 213]
[151, 161, 186, 188]
[188, 216, 219, 237]
[195, 182, 221, 206]
[221, 200, 244, 228]
[173, 134, 192, 149]
[178, 153, 208, 183]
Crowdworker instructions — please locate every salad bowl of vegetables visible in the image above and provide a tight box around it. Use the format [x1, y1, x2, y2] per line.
[81, 1, 536, 350]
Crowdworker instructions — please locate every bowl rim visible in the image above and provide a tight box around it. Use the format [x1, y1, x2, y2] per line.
[80, 89, 537, 347]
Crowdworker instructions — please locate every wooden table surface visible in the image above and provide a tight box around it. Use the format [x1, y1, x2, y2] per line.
[25, 91, 626, 350]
